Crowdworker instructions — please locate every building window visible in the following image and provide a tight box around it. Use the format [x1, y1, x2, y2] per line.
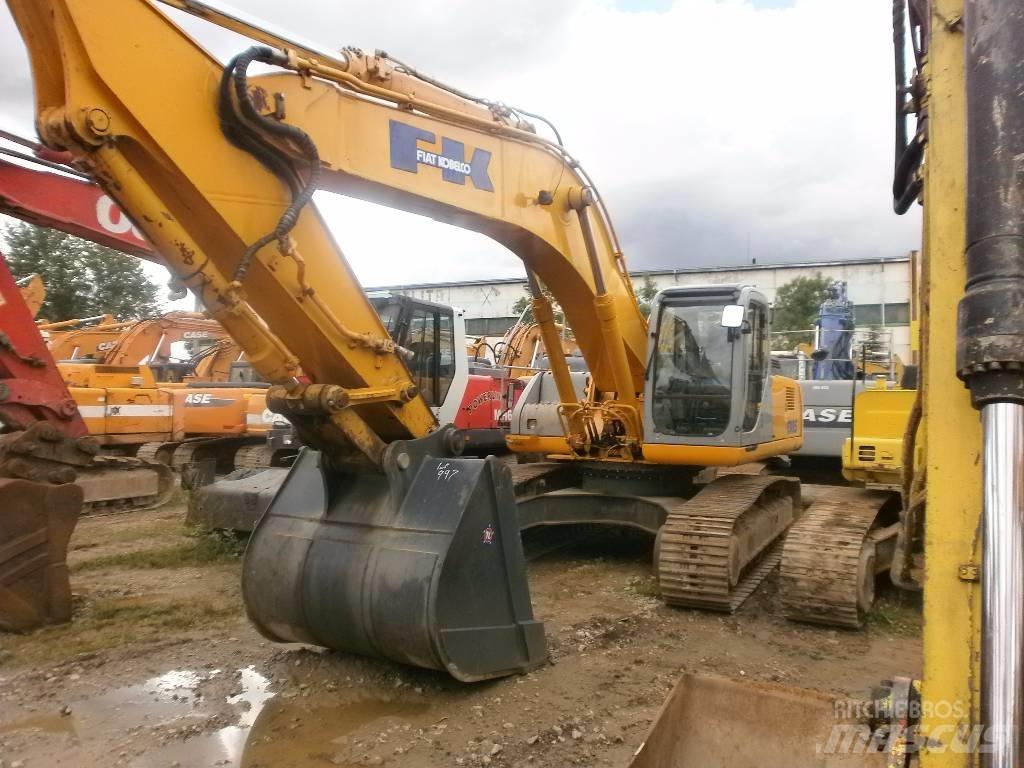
[466, 317, 518, 336]
[854, 303, 910, 327]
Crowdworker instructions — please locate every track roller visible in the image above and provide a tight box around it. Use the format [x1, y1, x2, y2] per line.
[136, 440, 179, 465]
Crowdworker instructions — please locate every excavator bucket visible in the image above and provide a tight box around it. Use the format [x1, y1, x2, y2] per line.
[242, 429, 546, 682]
[629, 674, 886, 768]
[0, 477, 82, 632]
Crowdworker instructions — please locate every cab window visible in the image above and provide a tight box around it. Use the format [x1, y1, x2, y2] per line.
[651, 301, 733, 437]
[743, 304, 768, 431]
[406, 308, 455, 408]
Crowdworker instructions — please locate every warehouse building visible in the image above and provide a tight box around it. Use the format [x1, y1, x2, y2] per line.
[367, 254, 914, 361]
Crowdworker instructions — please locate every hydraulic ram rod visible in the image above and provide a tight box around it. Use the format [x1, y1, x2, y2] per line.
[982, 403, 1024, 766]
[958, 2, 1024, 765]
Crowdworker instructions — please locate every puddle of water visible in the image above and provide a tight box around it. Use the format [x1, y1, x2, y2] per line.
[138, 688, 431, 768]
[0, 712, 77, 737]
[0, 667, 218, 742]
[0, 664, 432, 768]
[238, 696, 431, 767]
[228, 666, 275, 728]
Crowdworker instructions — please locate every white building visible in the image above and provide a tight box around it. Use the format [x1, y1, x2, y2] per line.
[367, 254, 914, 360]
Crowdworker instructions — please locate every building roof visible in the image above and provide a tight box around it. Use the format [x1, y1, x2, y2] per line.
[364, 255, 913, 292]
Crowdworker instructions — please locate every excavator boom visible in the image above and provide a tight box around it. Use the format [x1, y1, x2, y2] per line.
[7, 0, 651, 463]
[0, 153, 155, 260]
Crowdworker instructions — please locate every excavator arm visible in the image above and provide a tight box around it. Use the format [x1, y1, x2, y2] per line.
[8, 0, 607, 679]
[97, 311, 230, 367]
[7, 0, 648, 467]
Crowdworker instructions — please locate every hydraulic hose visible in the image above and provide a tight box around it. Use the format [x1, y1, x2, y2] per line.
[891, 0, 924, 214]
[219, 46, 322, 282]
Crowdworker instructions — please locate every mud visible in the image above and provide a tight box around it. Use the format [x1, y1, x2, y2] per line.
[0, 499, 922, 768]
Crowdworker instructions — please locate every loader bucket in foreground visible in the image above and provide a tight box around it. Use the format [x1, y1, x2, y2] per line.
[0, 477, 82, 632]
[629, 673, 886, 768]
[242, 430, 546, 682]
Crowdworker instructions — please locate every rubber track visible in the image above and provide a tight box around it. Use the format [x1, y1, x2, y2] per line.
[657, 474, 799, 612]
[780, 487, 888, 628]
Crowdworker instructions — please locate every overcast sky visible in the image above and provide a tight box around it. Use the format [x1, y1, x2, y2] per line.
[0, 0, 919, 296]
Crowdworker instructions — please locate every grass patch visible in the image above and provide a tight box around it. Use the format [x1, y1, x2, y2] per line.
[628, 576, 661, 598]
[0, 595, 239, 666]
[74, 528, 247, 572]
[865, 592, 922, 636]
[72, 516, 185, 551]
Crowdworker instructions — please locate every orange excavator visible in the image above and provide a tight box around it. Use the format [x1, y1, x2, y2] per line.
[42, 316, 130, 361]
[0, 142, 290, 472]
[0, 250, 173, 630]
[15, 273, 46, 318]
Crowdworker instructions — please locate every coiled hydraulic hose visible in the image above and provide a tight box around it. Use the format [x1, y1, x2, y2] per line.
[218, 46, 322, 282]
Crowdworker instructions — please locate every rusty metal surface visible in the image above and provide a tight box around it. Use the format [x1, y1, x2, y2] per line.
[0, 477, 82, 632]
[629, 673, 886, 768]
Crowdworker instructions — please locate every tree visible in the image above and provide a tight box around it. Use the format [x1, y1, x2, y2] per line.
[633, 275, 659, 318]
[771, 273, 833, 346]
[510, 284, 562, 323]
[511, 291, 532, 317]
[3, 221, 161, 321]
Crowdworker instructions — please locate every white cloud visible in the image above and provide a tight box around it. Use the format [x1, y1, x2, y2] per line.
[0, 0, 919, 299]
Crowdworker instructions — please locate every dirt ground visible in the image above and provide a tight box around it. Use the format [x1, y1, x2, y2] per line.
[0, 491, 922, 768]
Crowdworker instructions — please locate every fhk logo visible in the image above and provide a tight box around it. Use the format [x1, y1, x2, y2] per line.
[389, 120, 494, 192]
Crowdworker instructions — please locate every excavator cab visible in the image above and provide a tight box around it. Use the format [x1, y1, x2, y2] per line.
[366, 292, 467, 425]
[644, 286, 797, 463]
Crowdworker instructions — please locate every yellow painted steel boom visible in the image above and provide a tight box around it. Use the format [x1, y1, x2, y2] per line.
[7, 0, 651, 467]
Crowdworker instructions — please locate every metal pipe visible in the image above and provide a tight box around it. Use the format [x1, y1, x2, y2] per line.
[154, 0, 350, 72]
[574, 201, 636, 406]
[147, 332, 167, 365]
[525, 271, 577, 407]
[982, 402, 1024, 767]
[574, 201, 607, 296]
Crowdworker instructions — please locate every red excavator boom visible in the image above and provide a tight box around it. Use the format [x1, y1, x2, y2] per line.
[0, 252, 86, 434]
[0, 132, 156, 261]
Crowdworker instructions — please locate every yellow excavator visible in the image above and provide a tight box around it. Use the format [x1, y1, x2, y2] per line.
[629, 1, 1019, 766]
[7, 0, 1020, 763]
[7, 0, 811, 681]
